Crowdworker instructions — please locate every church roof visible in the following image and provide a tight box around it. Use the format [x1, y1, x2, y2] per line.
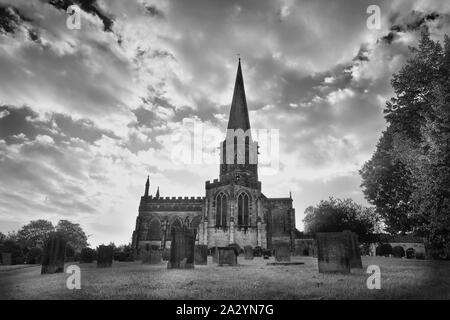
[227, 59, 250, 131]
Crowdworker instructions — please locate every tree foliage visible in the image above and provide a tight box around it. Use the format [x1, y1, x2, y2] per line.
[360, 30, 450, 249]
[303, 198, 380, 241]
[16, 220, 54, 248]
[55, 220, 89, 252]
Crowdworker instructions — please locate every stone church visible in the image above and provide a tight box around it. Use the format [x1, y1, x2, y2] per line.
[131, 60, 297, 253]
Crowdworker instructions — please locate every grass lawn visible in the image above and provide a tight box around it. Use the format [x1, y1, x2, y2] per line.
[0, 256, 449, 299]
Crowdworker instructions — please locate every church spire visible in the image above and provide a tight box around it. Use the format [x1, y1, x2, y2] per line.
[144, 176, 149, 197]
[155, 186, 160, 199]
[227, 58, 250, 131]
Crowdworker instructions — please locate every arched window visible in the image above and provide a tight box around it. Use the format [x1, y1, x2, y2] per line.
[237, 193, 250, 226]
[215, 193, 227, 227]
[147, 219, 161, 240]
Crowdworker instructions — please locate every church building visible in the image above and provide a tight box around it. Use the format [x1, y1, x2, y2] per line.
[131, 60, 298, 253]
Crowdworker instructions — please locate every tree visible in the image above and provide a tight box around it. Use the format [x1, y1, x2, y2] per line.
[361, 30, 450, 250]
[360, 127, 415, 234]
[16, 220, 54, 248]
[0, 232, 5, 242]
[55, 220, 88, 252]
[303, 198, 380, 241]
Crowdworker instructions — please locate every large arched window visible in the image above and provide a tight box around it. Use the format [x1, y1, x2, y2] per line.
[215, 193, 227, 227]
[237, 192, 250, 226]
[147, 219, 161, 240]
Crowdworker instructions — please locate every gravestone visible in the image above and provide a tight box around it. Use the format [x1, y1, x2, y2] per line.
[1, 252, 12, 266]
[167, 228, 196, 269]
[273, 242, 291, 262]
[316, 232, 350, 274]
[212, 247, 219, 263]
[253, 246, 262, 257]
[97, 245, 114, 268]
[244, 246, 254, 260]
[218, 247, 237, 266]
[41, 233, 67, 274]
[343, 230, 363, 268]
[142, 250, 162, 264]
[194, 245, 208, 265]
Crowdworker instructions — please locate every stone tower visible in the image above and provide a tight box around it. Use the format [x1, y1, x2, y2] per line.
[203, 59, 266, 249]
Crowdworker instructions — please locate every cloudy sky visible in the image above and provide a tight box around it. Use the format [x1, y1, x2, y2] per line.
[1, 0, 450, 247]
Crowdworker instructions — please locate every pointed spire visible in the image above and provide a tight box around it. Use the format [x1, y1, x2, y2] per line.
[144, 175, 149, 197]
[227, 58, 250, 131]
[155, 186, 160, 199]
[289, 191, 292, 200]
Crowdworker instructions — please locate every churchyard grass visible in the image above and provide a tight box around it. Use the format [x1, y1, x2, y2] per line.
[0, 256, 448, 299]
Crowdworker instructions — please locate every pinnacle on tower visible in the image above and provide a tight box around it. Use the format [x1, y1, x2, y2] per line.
[144, 175, 150, 197]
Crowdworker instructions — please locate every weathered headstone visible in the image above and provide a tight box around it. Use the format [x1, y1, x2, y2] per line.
[142, 250, 162, 264]
[316, 232, 350, 274]
[41, 233, 67, 274]
[97, 245, 113, 268]
[218, 247, 237, 266]
[273, 242, 291, 262]
[1, 252, 12, 266]
[194, 245, 208, 265]
[343, 230, 363, 268]
[244, 246, 254, 260]
[253, 246, 262, 257]
[167, 228, 196, 269]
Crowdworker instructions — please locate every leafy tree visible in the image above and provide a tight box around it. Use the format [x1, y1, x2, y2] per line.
[55, 220, 88, 252]
[0, 232, 5, 242]
[303, 198, 380, 241]
[360, 127, 415, 233]
[16, 220, 54, 248]
[361, 30, 450, 250]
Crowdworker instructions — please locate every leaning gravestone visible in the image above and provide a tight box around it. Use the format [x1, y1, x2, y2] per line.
[316, 232, 350, 274]
[167, 228, 196, 269]
[194, 245, 208, 265]
[142, 250, 162, 264]
[218, 247, 237, 266]
[97, 245, 114, 268]
[1, 252, 12, 266]
[244, 246, 254, 260]
[273, 242, 291, 262]
[343, 230, 363, 268]
[41, 233, 67, 274]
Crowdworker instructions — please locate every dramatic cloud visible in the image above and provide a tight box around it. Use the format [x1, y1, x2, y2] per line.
[1, 0, 450, 246]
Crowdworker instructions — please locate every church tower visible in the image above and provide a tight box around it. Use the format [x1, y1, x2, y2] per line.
[203, 59, 266, 249]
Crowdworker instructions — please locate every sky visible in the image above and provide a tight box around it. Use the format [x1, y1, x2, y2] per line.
[1, 0, 450, 247]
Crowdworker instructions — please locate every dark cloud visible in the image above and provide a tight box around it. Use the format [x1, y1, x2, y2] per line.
[46, 0, 114, 32]
[0, 105, 117, 145]
[0, 4, 31, 35]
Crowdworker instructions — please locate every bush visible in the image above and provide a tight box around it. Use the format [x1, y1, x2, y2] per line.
[392, 246, 405, 258]
[376, 243, 392, 256]
[80, 247, 96, 263]
[0, 240, 24, 264]
[415, 252, 425, 260]
[26, 247, 43, 264]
